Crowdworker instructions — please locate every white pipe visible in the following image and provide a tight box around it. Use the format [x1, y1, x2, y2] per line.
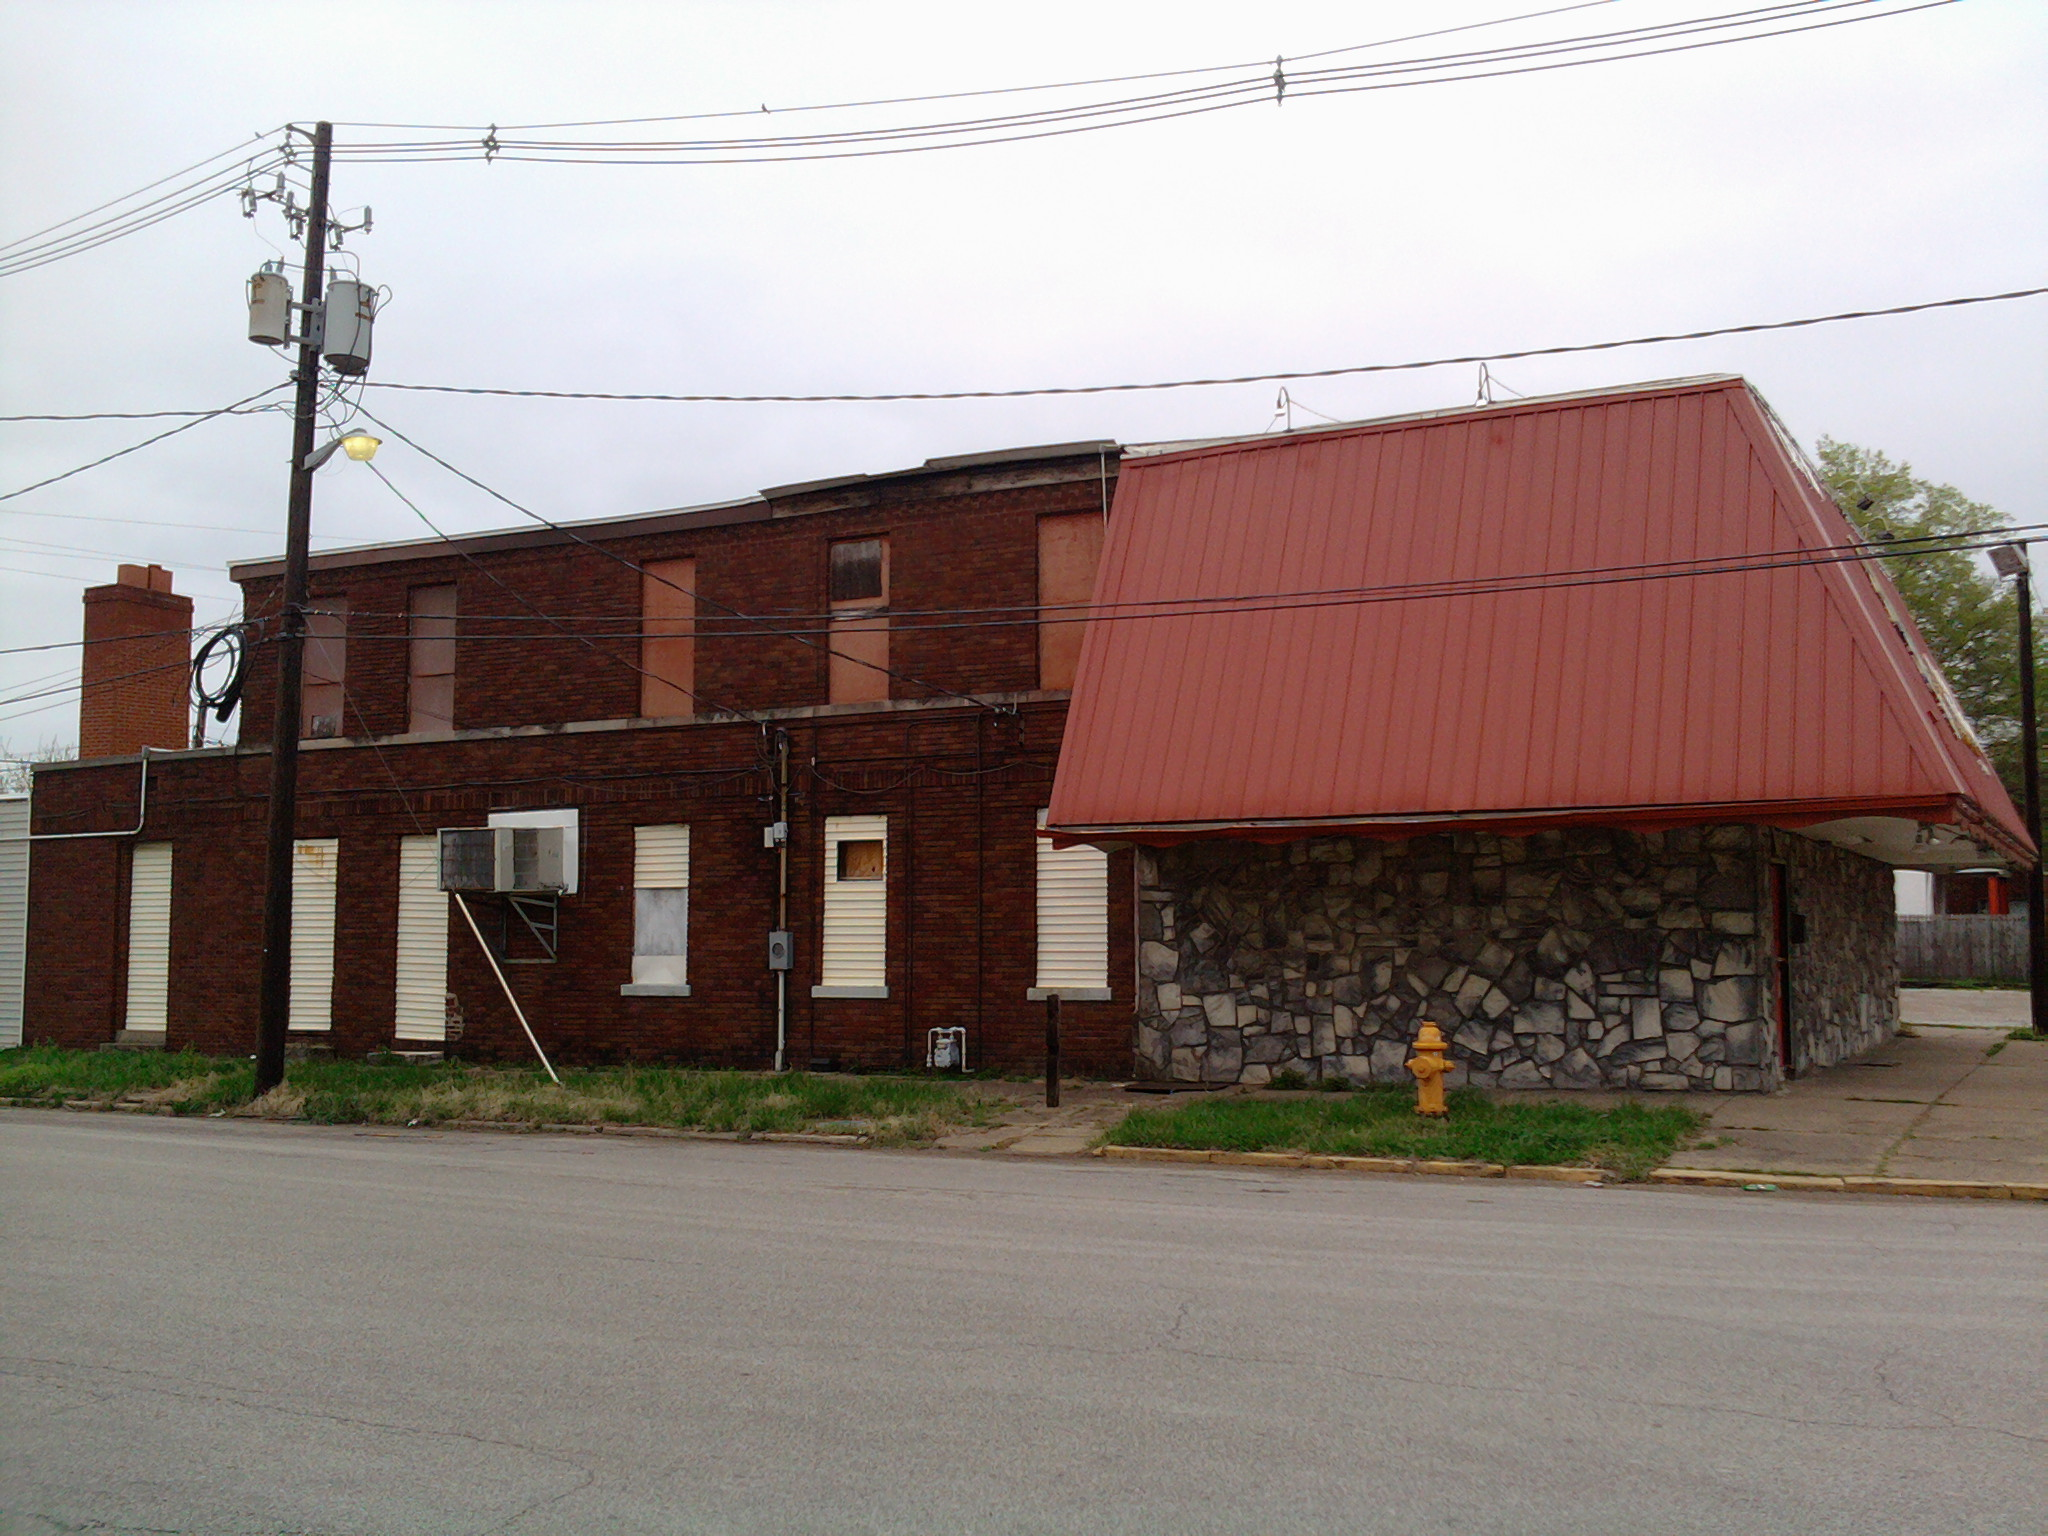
[454, 892, 561, 1084]
[0, 749, 153, 843]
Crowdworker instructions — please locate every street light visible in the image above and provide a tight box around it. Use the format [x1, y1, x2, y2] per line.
[1988, 541, 2047, 1037]
[299, 431, 381, 474]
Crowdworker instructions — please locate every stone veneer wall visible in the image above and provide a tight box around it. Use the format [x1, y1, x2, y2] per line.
[1133, 825, 1896, 1092]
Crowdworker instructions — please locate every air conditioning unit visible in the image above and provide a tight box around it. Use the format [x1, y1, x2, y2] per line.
[437, 826, 567, 893]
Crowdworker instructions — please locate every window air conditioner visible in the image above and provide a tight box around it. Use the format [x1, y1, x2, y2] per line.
[437, 826, 568, 893]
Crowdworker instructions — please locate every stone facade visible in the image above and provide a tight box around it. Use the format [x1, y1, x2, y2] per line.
[1134, 825, 1896, 1092]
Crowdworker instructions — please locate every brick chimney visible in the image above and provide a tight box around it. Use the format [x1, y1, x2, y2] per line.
[79, 564, 193, 758]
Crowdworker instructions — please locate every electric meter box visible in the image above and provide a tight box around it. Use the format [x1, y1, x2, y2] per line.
[437, 826, 566, 894]
[322, 278, 376, 375]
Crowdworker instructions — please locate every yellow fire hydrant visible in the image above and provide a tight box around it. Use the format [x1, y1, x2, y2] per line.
[1407, 1021, 1453, 1118]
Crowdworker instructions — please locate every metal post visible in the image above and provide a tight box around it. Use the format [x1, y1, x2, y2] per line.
[253, 122, 332, 1095]
[774, 728, 790, 1072]
[1044, 992, 1061, 1108]
[2018, 565, 2048, 1039]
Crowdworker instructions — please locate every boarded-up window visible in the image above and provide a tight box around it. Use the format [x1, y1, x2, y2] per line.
[1033, 809, 1110, 996]
[632, 825, 690, 990]
[1038, 512, 1105, 691]
[828, 538, 889, 705]
[408, 584, 457, 734]
[815, 814, 886, 995]
[123, 841, 173, 1032]
[0, 798, 25, 1049]
[394, 835, 449, 1041]
[640, 559, 696, 718]
[301, 597, 349, 739]
[290, 838, 338, 1032]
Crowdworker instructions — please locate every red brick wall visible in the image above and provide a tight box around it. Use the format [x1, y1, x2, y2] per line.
[23, 702, 1135, 1076]
[238, 473, 1107, 745]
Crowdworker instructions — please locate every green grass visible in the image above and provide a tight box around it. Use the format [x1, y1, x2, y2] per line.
[0, 1047, 1001, 1146]
[1104, 1087, 1698, 1180]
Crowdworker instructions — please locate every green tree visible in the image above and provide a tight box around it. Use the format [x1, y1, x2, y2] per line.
[1817, 438, 2032, 805]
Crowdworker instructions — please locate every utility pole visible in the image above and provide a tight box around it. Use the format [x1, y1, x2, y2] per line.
[2017, 561, 2048, 1039]
[253, 122, 333, 1095]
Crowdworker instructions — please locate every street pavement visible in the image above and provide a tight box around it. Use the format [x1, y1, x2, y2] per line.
[3, 1111, 2043, 1536]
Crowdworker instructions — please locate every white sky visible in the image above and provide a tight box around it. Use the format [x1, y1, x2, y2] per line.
[1, 0, 2043, 752]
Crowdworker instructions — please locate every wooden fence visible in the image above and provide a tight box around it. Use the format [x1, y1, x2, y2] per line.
[1896, 915, 2031, 981]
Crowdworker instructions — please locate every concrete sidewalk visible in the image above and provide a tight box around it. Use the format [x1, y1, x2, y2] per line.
[1664, 1027, 2048, 1185]
[942, 1028, 2048, 1187]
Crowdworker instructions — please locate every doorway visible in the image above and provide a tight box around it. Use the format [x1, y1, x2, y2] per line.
[1769, 862, 1794, 1075]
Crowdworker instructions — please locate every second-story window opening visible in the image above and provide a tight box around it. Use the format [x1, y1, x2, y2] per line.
[827, 537, 889, 705]
[640, 558, 696, 719]
[301, 596, 349, 739]
[407, 583, 457, 734]
[1037, 512, 1105, 692]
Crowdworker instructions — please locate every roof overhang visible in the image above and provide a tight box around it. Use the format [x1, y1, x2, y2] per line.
[1051, 794, 2033, 870]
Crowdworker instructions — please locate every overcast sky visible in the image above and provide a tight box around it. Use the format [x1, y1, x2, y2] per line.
[1, 0, 2043, 754]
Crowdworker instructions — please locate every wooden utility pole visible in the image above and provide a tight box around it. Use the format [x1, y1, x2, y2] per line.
[253, 122, 332, 1095]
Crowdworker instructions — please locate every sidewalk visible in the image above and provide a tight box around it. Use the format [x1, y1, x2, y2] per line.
[1663, 1027, 2048, 1185]
[941, 1029, 2048, 1188]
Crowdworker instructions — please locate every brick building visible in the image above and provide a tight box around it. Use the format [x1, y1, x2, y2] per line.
[23, 441, 1135, 1074]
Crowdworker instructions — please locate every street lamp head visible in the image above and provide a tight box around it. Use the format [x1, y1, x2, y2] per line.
[340, 433, 380, 463]
[1990, 543, 2029, 580]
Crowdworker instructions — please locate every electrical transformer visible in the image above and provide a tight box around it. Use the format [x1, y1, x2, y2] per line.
[322, 278, 376, 375]
[247, 268, 292, 346]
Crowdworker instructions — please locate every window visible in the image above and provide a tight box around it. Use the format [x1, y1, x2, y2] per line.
[394, 835, 449, 1040]
[290, 838, 338, 1032]
[640, 559, 696, 719]
[1037, 513, 1105, 691]
[301, 597, 348, 739]
[1030, 810, 1110, 999]
[123, 842, 173, 1033]
[624, 824, 690, 996]
[407, 584, 457, 733]
[827, 538, 889, 705]
[814, 814, 887, 997]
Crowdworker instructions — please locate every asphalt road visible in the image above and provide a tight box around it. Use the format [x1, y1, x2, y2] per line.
[2, 1112, 2042, 1536]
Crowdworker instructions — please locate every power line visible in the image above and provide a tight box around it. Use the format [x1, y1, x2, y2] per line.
[327, 1, 1947, 168]
[0, 129, 285, 254]
[332, 0, 1629, 132]
[0, 149, 294, 279]
[0, 407, 272, 422]
[361, 285, 2048, 407]
[0, 385, 288, 504]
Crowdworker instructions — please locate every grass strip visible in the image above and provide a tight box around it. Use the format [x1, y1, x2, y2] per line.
[0, 1046, 999, 1147]
[1104, 1087, 1698, 1180]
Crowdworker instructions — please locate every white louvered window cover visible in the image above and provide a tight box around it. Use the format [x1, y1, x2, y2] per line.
[815, 814, 887, 997]
[628, 825, 690, 993]
[394, 835, 449, 1040]
[0, 799, 28, 1049]
[123, 841, 173, 1032]
[1032, 809, 1110, 998]
[290, 838, 339, 1032]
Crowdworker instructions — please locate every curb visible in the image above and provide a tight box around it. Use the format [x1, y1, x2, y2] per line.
[1094, 1146, 2046, 1199]
[1097, 1146, 1598, 1183]
[1651, 1168, 2048, 1200]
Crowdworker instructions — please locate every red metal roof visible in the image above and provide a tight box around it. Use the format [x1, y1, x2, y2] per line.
[1048, 377, 2030, 862]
